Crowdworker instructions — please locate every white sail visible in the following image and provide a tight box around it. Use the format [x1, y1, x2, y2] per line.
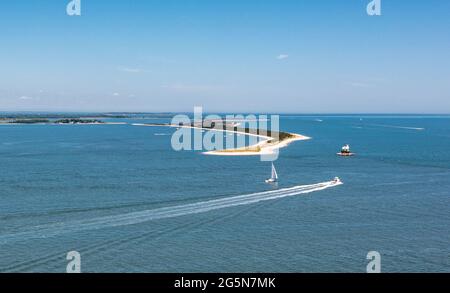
[271, 163, 278, 180]
[266, 163, 278, 183]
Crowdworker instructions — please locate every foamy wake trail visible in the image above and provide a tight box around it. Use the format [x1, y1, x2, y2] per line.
[0, 181, 342, 244]
[370, 124, 425, 131]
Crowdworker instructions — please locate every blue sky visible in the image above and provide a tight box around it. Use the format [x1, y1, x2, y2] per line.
[0, 0, 449, 113]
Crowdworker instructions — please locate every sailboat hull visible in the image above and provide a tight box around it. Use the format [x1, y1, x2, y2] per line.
[337, 152, 355, 157]
[265, 163, 279, 184]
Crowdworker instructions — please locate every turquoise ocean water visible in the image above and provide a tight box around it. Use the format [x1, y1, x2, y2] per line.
[0, 115, 449, 272]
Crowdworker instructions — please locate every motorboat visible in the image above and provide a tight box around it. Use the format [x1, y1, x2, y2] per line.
[337, 144, 355, 156]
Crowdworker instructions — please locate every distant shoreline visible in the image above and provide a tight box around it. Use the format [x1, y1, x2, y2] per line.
[0, 115, 310, 155]
[0, 122, 126, 125]
[0, 117, 127, 125]
[133, 123, 311, 156]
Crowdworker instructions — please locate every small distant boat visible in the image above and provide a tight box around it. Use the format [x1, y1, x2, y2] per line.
[333, 177, 342, 184]
[337, 144, 355, 157]
[265, 163, 278, 184]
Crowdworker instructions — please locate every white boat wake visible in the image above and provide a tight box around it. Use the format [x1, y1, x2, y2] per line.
[370, 123, 425, 131]
[0, 180, 342, 244]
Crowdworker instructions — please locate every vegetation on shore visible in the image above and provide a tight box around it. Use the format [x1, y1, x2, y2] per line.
[194, 122, 296, 142]
[54, 119, 103, 124]
[0, 113, 176, 120]
[7, 118, 50, 124]
[0, 118, 104, 124]
[142, 121, 297, 143]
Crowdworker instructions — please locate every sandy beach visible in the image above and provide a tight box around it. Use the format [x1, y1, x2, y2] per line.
[133, 123, 311, 156]
[205, 133, 310, 156]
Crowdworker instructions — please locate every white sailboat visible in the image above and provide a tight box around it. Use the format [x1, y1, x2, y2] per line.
[265, 163, 278, 184]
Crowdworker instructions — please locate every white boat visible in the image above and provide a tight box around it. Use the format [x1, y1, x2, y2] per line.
[333, 177, 342, 184]
[265, 163, 278, 184]
[337, 144, 355, 156]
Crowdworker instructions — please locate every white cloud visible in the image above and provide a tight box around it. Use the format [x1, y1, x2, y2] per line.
[276, 54, 289, 60]
[118, 67, 148, 73]
[349, 82, 374, 88]
[18, 96, 34, 100]
[112, 93, 120, 96]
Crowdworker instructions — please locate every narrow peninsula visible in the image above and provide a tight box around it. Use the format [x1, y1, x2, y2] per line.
[133, 120, 311, 156]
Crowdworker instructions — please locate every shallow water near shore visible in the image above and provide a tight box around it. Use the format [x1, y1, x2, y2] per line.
[0, 115, 449, 272]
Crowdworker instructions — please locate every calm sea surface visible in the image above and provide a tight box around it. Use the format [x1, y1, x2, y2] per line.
[0, 115, 449, 272]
